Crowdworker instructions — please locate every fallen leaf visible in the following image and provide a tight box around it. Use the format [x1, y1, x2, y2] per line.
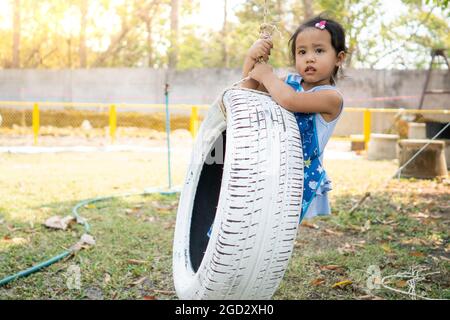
[7, 225, 22, 232]
[381, 243, 392, 253]
[145, 216, 157, 223]
[411, 212, 429, 219]
[1, 237, 28, 245]
[152, 289, 176, 295]
[320, 264, 341, 270]
[331, 280, 353, 289]
[311, 278, 326, 286]
[130, 276, 148, 286]
[357, 295, 384, 300]
[127, 259, 148, 265]
[125, 209, 135, 215]
[80, 234, 96, 245]
[301, 221, 319, 229]
[323, 228, 344, 236]
[70, 233, 96, 252]
[151, 201, 177, 212]
[143, 295, 157, 300]
[382, 219, 396, 225]
[409, 251, 425, 257]
[395, 280, 408, 288]
[346, 224, 361, 231]
[401, 238, 428, 246]
[337, 243, 357, 255]
[428, 234, 443, 246]
[44, 216, 76, 230]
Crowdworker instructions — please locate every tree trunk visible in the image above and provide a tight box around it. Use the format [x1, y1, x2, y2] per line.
[146, 19, 154, 67]
[79, 0, 88, 68]
[302, 0, 314, 20]
[92, 19, 130, 67]
[168, 0, 179, 69]
[12, 0, 21, 68]
[222, 0, 229, 68]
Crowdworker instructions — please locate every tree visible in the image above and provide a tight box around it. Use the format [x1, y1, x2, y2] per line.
[12, 0, 21, 68]
[168, 0, 179, 69]
[222, 0, 230, 68]
[135, 0, 165, 67]
[79, 0, 88, 68]
[302, 0, 314, 20]
[369, 0, 450, 69]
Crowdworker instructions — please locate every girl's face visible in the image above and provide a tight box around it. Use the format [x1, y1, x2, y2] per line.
[294, 28, 345, 87]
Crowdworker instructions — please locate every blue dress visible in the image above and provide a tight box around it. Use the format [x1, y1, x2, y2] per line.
[285, 73, 344, 221]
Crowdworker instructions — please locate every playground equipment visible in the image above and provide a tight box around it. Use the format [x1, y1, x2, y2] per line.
[172, 0, 303, 300]
[172, 87, 303, 299]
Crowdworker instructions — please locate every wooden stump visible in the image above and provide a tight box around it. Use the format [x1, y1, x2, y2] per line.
[397, 139, 448, 179]
[368, 133, 399, 160]
[408, 122, 426, 139]
[444, 139, 450, 169]
[350, 134, 365, 151]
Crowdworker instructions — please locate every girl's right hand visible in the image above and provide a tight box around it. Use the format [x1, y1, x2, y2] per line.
[247, 38, 273, 62]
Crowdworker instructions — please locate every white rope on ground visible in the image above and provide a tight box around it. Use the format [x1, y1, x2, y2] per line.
[380, 266, 442, 300]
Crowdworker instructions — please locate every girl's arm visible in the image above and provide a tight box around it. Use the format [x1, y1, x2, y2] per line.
[249, 63, 342, 114]
[241, 39, 273, 92]
[241, 55, 261, 90]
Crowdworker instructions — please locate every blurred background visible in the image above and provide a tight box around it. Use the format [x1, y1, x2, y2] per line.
[0, 0, 449, 70]
[0, 0, 448, 146]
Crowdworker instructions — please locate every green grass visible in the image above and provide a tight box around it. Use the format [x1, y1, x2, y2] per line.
[0, 153, 448, 299]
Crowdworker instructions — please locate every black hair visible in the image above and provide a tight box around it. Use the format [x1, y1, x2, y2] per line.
[288, 14, 347, 85]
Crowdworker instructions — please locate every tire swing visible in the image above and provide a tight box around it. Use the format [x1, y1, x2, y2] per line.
[172, 87, 304, 299]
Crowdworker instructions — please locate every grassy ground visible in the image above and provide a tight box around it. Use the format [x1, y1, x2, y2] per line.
[0, 152, 448, 300]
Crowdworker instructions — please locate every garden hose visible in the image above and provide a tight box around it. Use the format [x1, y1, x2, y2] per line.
[0, 187, 181, 287]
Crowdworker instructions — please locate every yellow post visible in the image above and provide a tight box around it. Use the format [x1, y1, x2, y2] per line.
[189, 106, 199, 138]
[363, 109, 371, 150]
[109, 104, 117, 143]
[32, 103, 39, 146]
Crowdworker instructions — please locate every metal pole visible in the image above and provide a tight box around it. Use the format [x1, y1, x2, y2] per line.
[109, 104, 117, 144]
[363, 109, 371, 150]
[32, 103, 39, 146]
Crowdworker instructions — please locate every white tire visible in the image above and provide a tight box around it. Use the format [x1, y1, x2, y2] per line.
[173, 88, 304, 300]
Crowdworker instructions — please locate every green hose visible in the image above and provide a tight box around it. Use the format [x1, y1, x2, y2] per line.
[0, 187, 180, 287]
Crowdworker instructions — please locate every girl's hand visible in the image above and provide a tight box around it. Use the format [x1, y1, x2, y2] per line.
[247, 38, 273, 62]
[248, 62, 273, 83]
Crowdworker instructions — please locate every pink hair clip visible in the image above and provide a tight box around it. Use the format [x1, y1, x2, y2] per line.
[315, 20, 327, 30]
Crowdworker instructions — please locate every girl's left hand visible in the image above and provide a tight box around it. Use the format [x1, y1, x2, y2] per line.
[248, 62, 273, 83]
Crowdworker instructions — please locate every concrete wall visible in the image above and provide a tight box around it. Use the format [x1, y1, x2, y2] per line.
[0, 68, 448, 135]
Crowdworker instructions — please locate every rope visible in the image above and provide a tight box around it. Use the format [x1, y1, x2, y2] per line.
[232, 0, 281, 87]
[380, 266, 442, 300]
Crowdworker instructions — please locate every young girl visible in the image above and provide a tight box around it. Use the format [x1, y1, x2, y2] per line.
[241, 15, 347, 222]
